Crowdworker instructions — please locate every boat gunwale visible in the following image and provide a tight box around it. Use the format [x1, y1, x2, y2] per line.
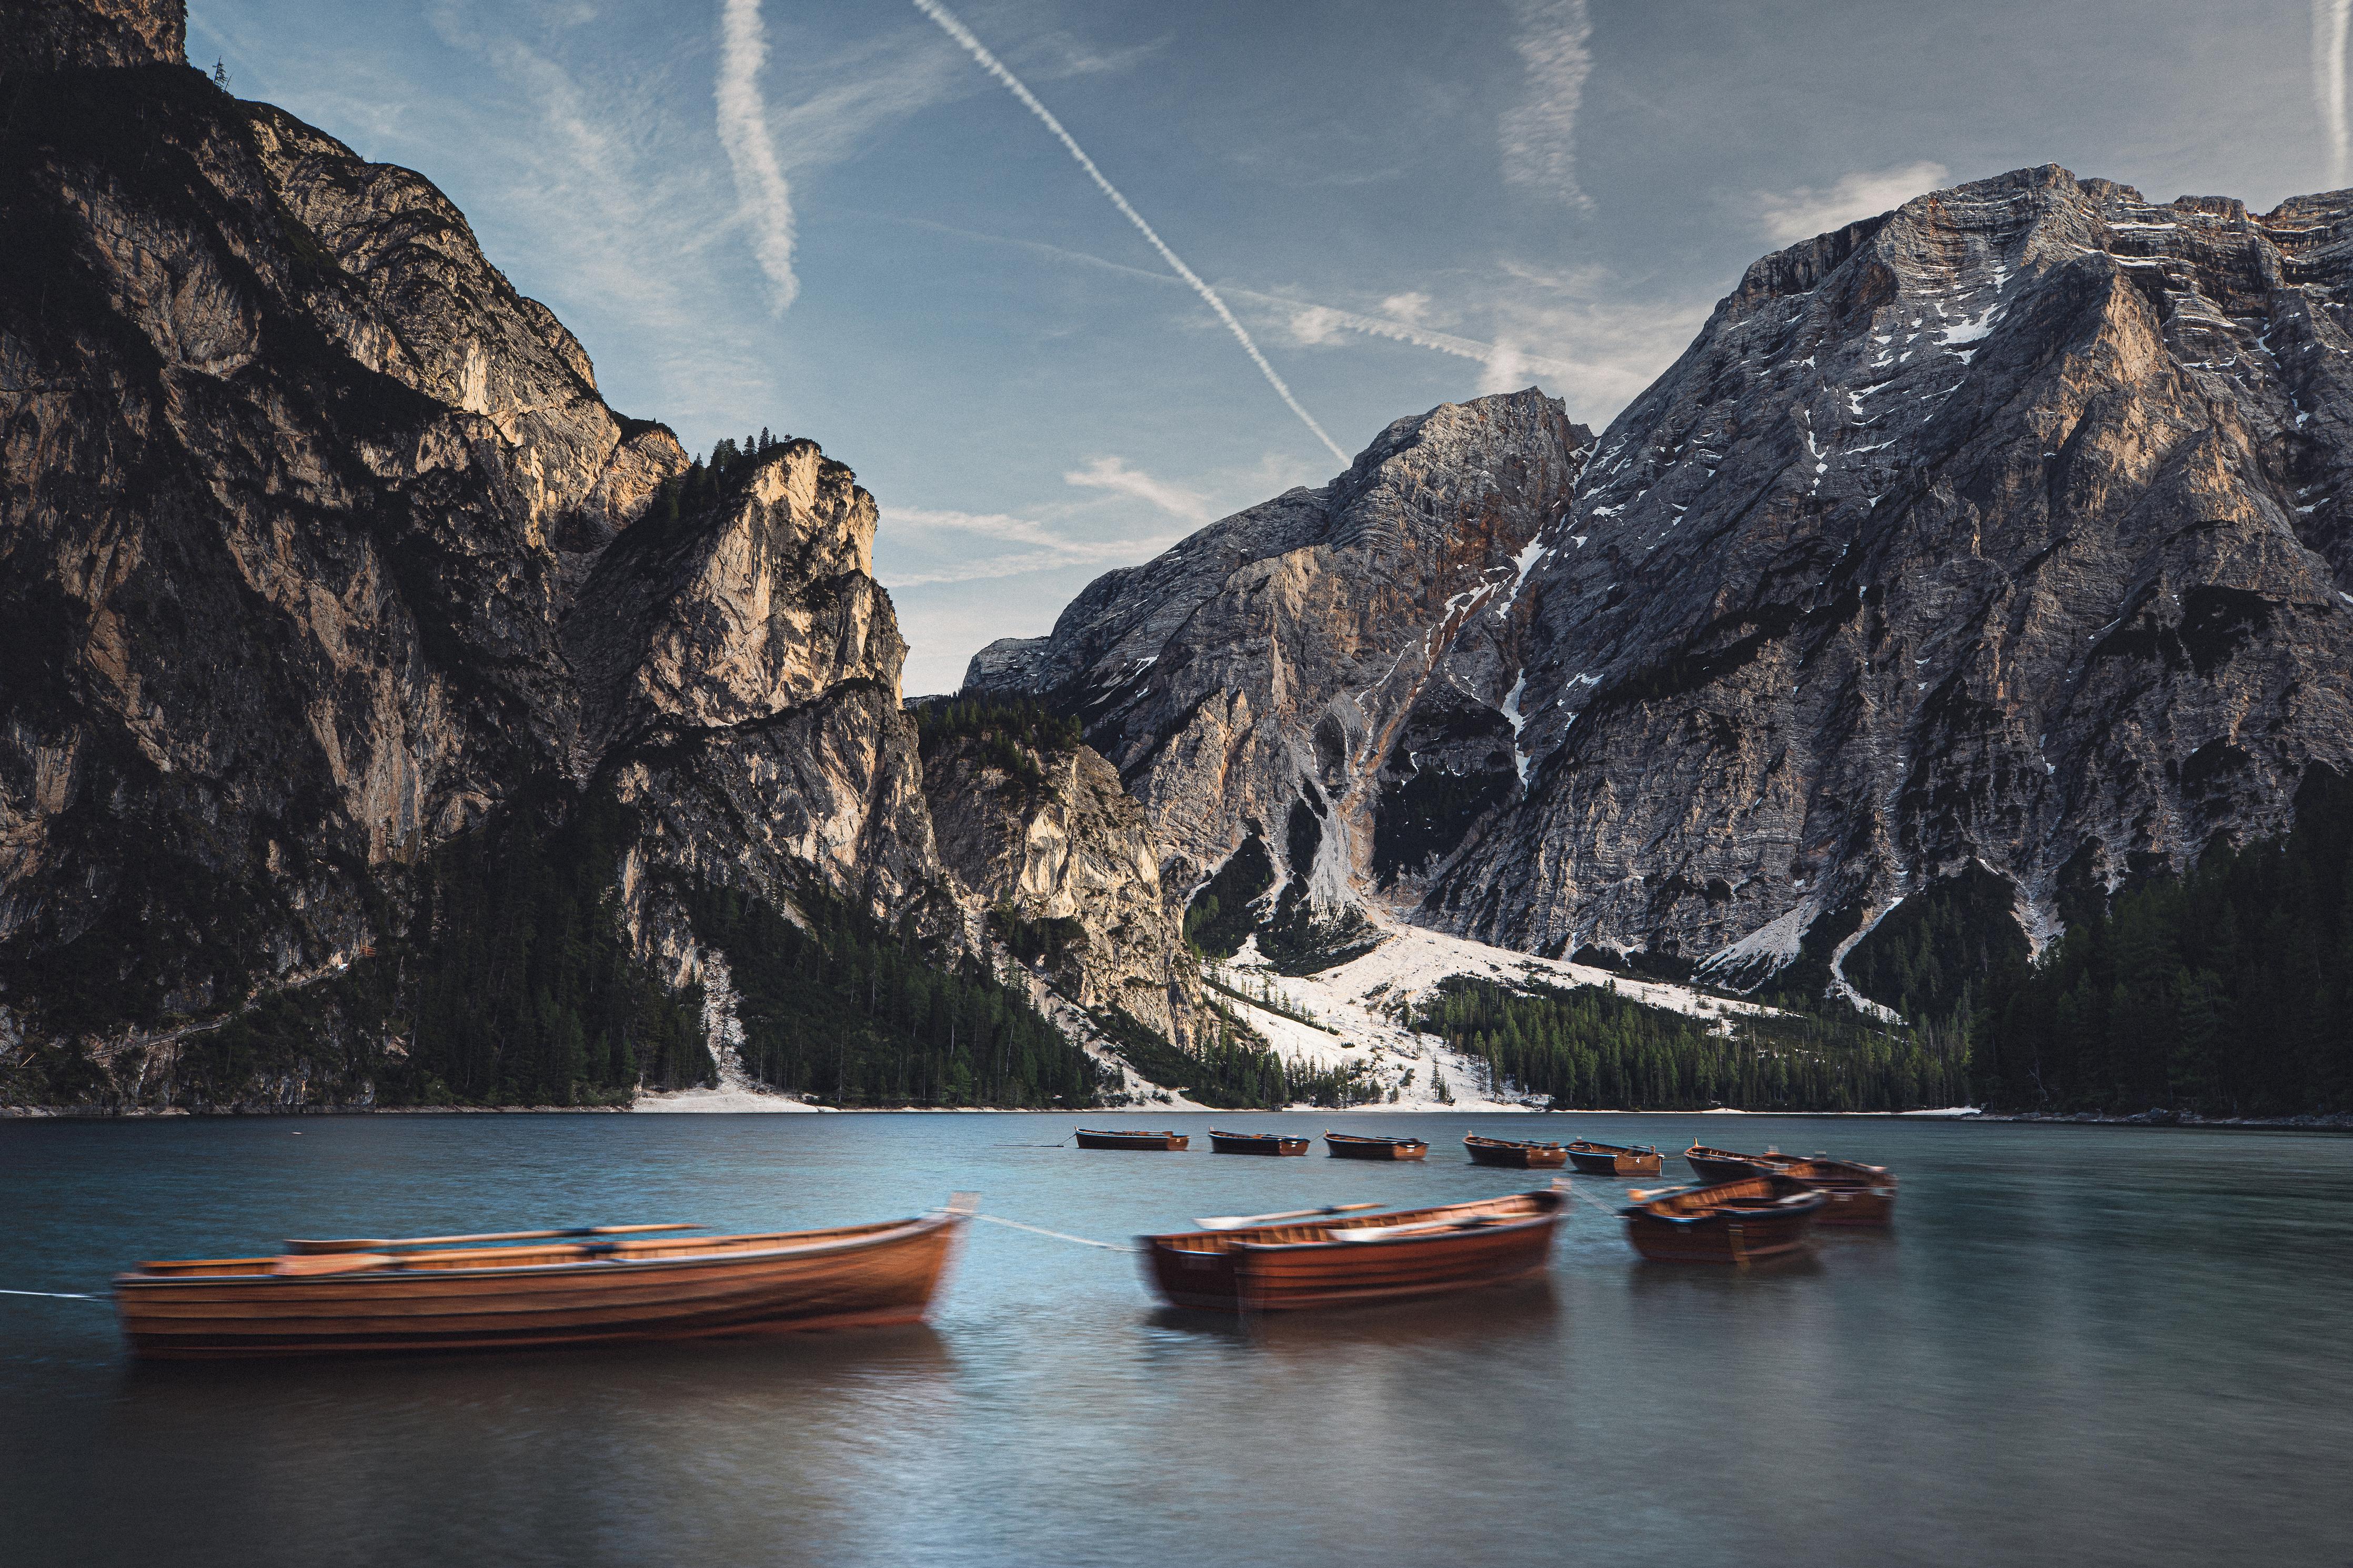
[115, 1211, 962, 1291]
[1226, 1209, 1561, 1255]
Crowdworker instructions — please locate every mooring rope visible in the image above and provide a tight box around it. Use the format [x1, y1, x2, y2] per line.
[969, 1212, 1135, 1253]
[0, 1288, 103, 1301]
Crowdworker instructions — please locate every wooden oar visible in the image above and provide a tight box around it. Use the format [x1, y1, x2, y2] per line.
[1192, 1203, 1382, 1231]
[285, 1223, 702, 1256]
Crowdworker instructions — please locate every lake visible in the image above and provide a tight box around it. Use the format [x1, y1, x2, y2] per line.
[3, 1112, 2347, 1567]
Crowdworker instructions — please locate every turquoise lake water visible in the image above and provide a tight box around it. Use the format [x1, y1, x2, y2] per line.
[3, 1112, 2348, 1567]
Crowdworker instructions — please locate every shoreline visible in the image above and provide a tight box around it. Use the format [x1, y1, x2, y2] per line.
[5, 1103, 2348, 1131]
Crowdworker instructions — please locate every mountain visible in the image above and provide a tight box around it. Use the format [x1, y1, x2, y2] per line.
[965, 389, 1590, 969]
[979, 166, 2353, 1025]
[0, 0, 1189, 1109]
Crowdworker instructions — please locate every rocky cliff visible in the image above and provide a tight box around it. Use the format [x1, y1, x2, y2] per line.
[979, 167, 2353, 1014]
[0, 0, 1161, 1107]
[913, 703, 1198, 1053]
[966, 389, 1590, 967]
[1434, 165, 2353, 998]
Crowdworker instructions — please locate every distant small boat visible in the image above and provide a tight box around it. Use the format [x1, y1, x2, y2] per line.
[1208, 1128, 1310, 1156]
[1758, 1156, 1897, 1227]
[1620, 1175, 1825, 1263]
[1324, 1131, 1430, 1160]
[112, 1201, 977, 1359]
[1464, 1133, 1568, 1168]
[1139, 1188, 1568, 1312]
[1565, 1139, 1664, 1176]
[1684, 1143, 1777, 1182]
[1074, 1128, 1190, 1151]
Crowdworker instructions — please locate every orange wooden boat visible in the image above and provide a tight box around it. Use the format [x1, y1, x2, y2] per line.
[1140, 1189, 1567, 1312]
[1464, 1132, 1568, 1168]
[1074, 1128, 1189, 1150]
[1565, 1139, 1664, 1176]
[112, 1201, 976, 1360]
[1324, 1131, 1429, 1160]
[1685, 1143, 1776, 1182]
[1758, 1156, 1897, 1226]
[1620, 1175, 1824, 1263]
[1208, 1128, 1310, 1155]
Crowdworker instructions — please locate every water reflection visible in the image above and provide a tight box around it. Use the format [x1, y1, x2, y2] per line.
[5, 1114, 2349, 1567]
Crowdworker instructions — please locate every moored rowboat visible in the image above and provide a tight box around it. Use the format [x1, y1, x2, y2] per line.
[1620, 1176, 1823, 1263]
[1140, 1189, 1567, 1312]
[1074, 1128, 1189, 1151]
[1324, 1131, 1430, 1160]
[1757, 1156, 1897, 1226]
[1684, 1143, 1776, 1182]
[1565, 1139, 1664, 1176]
[1208, 1128, 1311, 1156]
[113, 1199, 978, 1360]
[1464, 1133, 1568, 1168]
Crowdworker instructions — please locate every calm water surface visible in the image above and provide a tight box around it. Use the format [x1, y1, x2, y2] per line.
[3, 1112, 2349, 1567]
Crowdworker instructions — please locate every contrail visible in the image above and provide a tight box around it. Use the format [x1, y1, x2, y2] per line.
[910, 0, 1350, 465]
[2320, 1, 2353, 188]
[716, 0, 798, 312]
[1500, 0, 1596, 210]
[879, 214, 1584, 385]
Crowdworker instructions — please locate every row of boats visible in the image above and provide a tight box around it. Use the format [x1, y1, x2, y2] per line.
[107, 1137, 1893, 1360]
[1073, 1126, 1669, 1171]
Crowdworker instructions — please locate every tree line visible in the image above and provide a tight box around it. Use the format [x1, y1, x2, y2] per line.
[1971, 771, 2353, 1116]
[1420, 977, 1971, 1112]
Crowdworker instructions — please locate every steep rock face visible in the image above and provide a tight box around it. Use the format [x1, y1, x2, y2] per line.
[1425, 166, 2353, 984]
[0, 8, 962, 1084]
[918, 729, 1194, 1044]
[574, 444, 940, 926]
[966, 389, 1590, 943]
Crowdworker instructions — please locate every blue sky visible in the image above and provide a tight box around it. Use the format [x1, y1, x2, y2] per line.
[189, 0, 2337, 692]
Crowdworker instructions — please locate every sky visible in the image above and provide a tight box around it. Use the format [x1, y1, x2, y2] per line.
[188, 0, 2348, 693]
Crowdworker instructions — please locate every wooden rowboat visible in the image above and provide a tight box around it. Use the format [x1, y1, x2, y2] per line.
[1464, 1133, 1568, 1168]
[1074, 1128, 1189, 1151]
[1684, 1143, 1777, 1182]
[113, 1200, 977, 1360]
[1140, 1189, 1567, 1312]
[1565, 1139, 1664, 1176]
[1758, 1156, 1897, 1226]
[1620, 1175, 1824, 1264]
[1208, 1128, 1311, 1156]
[1324, 1131, 1430, 1160]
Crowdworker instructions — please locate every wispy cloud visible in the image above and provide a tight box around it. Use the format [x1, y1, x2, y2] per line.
[1752, 161, 1949, 245]
[878, 504, 1182, 585]
[1499, 0, 1595, 211]
[2318, 1, 2352, 188]
[716, 0, 799, 312]
[1063, 456, 1213, 522]
[910, 0, 1350, 465]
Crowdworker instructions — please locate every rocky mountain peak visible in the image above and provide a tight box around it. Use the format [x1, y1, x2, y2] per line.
[4, 0, 184, 74]
[966, 386, 1590, 964]
[1420, 163, 2353, 996]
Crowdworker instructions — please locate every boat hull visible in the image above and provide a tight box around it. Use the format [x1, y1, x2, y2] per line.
[114, 1213, 968, 1360]
[1208, 1132, 1309, 1156]
[1074, 1130, 1189, 1150]
[1465, 1139, 1568, 1168]
[1140, 1191, 1565, 1313]
[1567, 1145, 1663, 1176]
[1232, 1215, 1560, 1311]
[1621, 1177, 1824, 1264]
[1325, 1136, 1428, 1160]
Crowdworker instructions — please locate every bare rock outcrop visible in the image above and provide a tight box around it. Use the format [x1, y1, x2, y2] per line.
[965, 389, 1590, 959]
[917, 721, 1197, 1045]
[1429, 166, 2353, 986]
